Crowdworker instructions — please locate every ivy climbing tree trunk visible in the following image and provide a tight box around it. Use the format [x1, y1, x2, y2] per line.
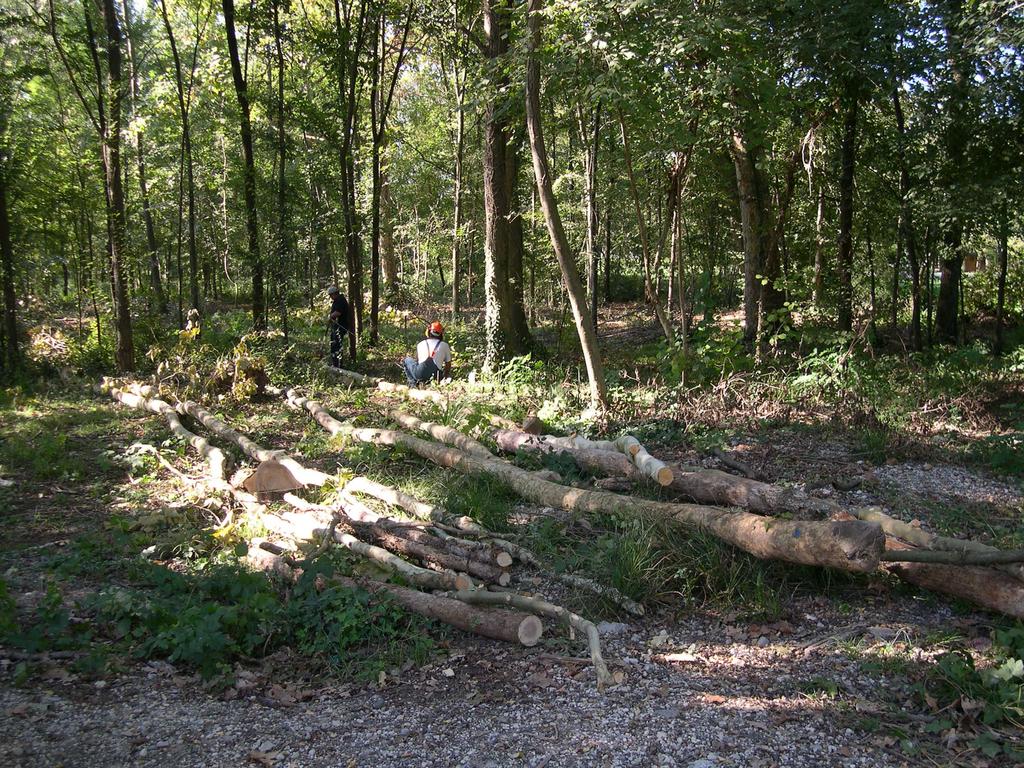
[525, 0, 607, 412]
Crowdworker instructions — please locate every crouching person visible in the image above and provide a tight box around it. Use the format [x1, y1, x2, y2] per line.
[403, 321, 452, 387]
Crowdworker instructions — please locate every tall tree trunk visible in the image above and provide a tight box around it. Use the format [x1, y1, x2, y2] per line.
[620, 112, 673, 343]
[836, 97, 858, 333]
[935, 0, 969, 343]
[580, 103, 601, 330]
[892, 86, 921, 349]
[0, 165, 17, 372]
[122, 0, 164, 315]
[97, 0, 134, 370]
[272, 0, 289, 341]
[731, 128, 763, 345]
[158, 0, 200, 313]
[450, 39, 466, 315]
[368, 1, 411, 345]
[481, 0, 516, 368]
[505, 146, 533, 349]
[813, 184, 826, 306]
[380, 165, 398, 296]
[994, 199, 1009, 356]
[223, 0, 266, 330]
[335, 0, 369, 359]
[604, 184, 612, 303]
[525, 0, 606, 412]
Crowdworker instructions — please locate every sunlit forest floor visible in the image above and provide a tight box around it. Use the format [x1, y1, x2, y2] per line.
[1, 300, 1023, 767]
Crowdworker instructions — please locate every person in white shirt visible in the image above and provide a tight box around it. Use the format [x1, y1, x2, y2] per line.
[402, 321, 452, 386]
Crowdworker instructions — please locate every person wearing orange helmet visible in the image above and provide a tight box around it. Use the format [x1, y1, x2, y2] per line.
[402, 320, 452, 387]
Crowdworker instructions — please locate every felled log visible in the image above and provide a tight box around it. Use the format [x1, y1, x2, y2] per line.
[351, 521, 510, 585]
[344, 475, 444, 521]
[176, 400, 330, 487]
[491, 429, 832, 516]
[337, 577, 543, 647]
[345, 428, 883, 573]
[328, 527, 474, 591]
[417, 527, 514, 568]
[287, 396, 883, 572]
[629, 445, 674, 486]
[325, 365, 379, 387]
[377, 381, 448, 404]
[853, 506, 1024, 580]
[390, 410, 493, 458]
[452, 589, 613, 690]
[106, 386, 227, 480]
[883, 538, 1024, 619]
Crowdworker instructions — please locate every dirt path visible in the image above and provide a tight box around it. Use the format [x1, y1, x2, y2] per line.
[2, 588, 955, 768]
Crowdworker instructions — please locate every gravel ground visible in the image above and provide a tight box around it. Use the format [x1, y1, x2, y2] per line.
[0, 585, 976, 768]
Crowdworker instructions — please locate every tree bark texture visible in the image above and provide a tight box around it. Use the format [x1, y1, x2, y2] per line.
[340, 577, 542, 646]
[223, 0, 266, 330]
[525, 0, 607, 411]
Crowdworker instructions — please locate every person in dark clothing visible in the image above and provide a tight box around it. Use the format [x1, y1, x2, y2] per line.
[326, 285, 349, 367]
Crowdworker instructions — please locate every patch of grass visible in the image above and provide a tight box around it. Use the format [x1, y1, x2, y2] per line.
[799, 675, 840, 698]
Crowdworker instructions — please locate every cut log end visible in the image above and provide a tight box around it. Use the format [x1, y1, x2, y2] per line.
[497, 571, 512, 587]
[454, 573, 475, 591]
[517, 615, 544, 647]
[655, 467, 674, 486]
[495, 551, 514, 568]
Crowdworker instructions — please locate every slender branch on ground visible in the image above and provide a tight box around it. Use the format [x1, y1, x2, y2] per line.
[451, 589, 614, 691]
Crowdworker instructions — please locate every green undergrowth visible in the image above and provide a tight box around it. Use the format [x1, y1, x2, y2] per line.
[839, 622, 1024, 760]
[1, 537, 437, 683]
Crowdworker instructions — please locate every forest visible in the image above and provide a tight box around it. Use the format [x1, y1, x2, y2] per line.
[1, 1, 1024, 766]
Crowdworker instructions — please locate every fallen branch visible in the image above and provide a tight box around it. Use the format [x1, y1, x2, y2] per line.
[325, 365, 380, 387]
[831, 511, 1024, 618]
[390, 410, 493, 458]
[880, 547, 1024, 565]
[338, 577, 543, 647]
[545, 573, 645, 617]
[329, 527, 474, 592]
[712, 447, 763, 481]
[344, 475, 443, 520]
[853, 506, 1024, 580]
[351, 521, 510, 585]
[106, 386, 227, 481]
[176, 400, 330, 487]
[451, 589, 613, 690]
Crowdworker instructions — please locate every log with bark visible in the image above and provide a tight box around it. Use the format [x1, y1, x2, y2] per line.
[328, 527, 475, 591]
[883, 538, 1024, 619]
[337, 577, 543, 647]
[490, 428, 833, 515]
[853, 506, 1024, 579]
[106, 386, 227, 480]
[344, 475, 444, 521]
[390, 410, 493, 458]
[176, 399, 330, 487]
[350, 521, 510, 585]
[283, 396, 883, 572]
